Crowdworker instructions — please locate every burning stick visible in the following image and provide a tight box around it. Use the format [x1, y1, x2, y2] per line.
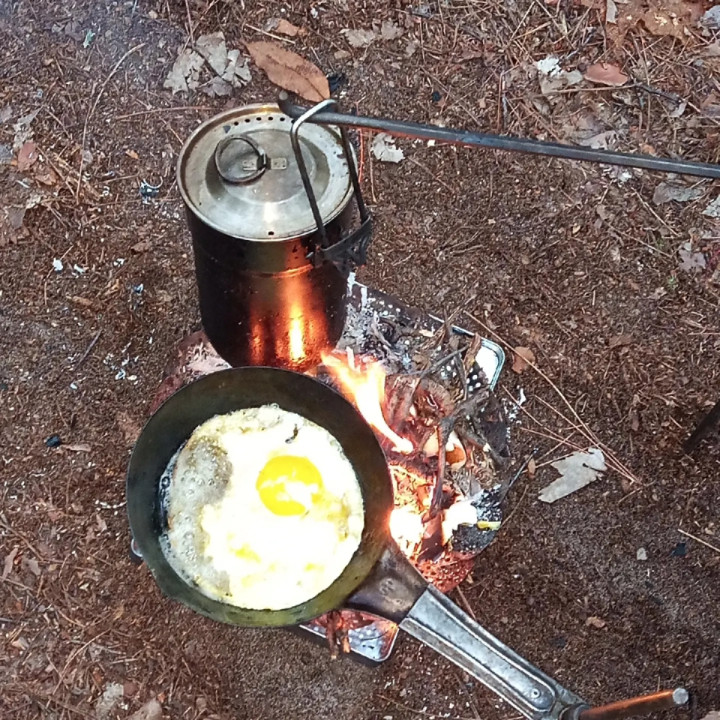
[426, 393, 492, 519]
[426, 418, 452, 520]
[324, 610, 351, 658]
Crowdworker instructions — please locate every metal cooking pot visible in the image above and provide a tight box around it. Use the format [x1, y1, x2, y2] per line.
[127, 367, 584, 720]
[177, 102, 372, 372]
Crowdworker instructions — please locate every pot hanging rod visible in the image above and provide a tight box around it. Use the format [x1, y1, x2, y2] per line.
[278, 92, 720, 180]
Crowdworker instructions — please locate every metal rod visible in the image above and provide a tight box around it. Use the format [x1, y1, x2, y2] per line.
[278, 92, 720, 180]
[288, 97, 339, 253]
[575, 688, 689, 720]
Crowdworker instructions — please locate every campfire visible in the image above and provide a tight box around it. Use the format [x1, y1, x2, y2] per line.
[319, 338, 506, 578]
[150, 280, 509, 660]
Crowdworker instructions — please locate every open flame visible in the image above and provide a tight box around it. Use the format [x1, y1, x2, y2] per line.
[321, 350, 413, 454]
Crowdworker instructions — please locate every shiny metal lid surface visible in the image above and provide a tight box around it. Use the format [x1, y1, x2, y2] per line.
[177, 104, 354, 241]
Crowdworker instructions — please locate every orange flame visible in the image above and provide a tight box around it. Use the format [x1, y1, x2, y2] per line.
[321, 351, 413, 454]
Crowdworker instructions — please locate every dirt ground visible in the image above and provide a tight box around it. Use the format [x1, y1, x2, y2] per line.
[1, 1, 720, 719]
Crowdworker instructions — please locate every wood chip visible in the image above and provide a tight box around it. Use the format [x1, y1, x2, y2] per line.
[512, 346, 536, 374]
[69, 295, 94, 308]
[3, 546, 18, 579]
[608, 333, 632, 349]
[268, 18, 306, 37]
[527, 457, 537, 479]
[586, 616, 607, 629]
[246, 41, 329, 103]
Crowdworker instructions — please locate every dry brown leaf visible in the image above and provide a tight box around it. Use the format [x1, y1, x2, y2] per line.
[606, 0, 644, 45]
[17, 141, 38, 171]
[33, 167, 57, 186]
[512, 346, 536, 374]
[131, 240, 150, 254]
[22, 556, 41, 576]
[609, 333, 632, 349]
[586, 616, 607, 629]
[642, 1, 703, 41]
[246, 41, 329, 103]
[270, 18, 306, 37]
[584, 63, 629, 86]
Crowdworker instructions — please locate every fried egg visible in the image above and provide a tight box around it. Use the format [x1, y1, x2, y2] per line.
[161, 405, 365, 610]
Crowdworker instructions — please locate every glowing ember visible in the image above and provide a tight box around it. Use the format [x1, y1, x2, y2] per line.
[322, 351, 413, 454]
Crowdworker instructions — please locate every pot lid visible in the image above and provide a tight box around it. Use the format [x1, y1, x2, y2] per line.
[177, 104, 354, 241]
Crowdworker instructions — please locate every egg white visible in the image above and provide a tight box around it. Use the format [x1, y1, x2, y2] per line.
[162, 405, 365, 610]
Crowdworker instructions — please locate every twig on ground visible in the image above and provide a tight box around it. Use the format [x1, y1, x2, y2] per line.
[368, 132, 377, 203]
[376, 694, 481, 720]
[114, 105, 213, 121]
[75, 329, 102, 368]
[501, 484, 530, 528]
[466, 311, 640, 485]
[75, 44, 145, 204]
[535, 431, 586, 464]
[678, 528, 720, 554]
[184, 0, 195, 45]
[454, 584, 476, 620]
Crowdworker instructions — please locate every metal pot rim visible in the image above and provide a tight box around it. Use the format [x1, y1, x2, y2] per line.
[176, 104, 356, 242]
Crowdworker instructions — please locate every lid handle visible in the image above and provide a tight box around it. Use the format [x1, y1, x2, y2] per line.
[214, 135, 267, 184]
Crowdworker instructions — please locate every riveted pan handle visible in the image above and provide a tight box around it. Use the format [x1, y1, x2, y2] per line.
[401, 585, 583, 720]
[347, 544, 583, 720]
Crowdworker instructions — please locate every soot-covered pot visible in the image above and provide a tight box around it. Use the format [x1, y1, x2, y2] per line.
[177, 101, 371, 372]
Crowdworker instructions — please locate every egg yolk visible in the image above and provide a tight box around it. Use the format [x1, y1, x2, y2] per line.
[256, 455, 324, 516]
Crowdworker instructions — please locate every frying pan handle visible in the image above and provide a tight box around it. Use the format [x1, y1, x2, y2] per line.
[400, 586, 584, 720]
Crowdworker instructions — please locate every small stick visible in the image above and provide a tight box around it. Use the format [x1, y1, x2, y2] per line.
[678, 528, 720, 554]
[498, 449, 537, 503]
[518, 425, 586, 453]
[183, 0, 195, 45]
[75, 44, 145, 204]
[464, 311, 640, 485]
[454, 585, 476, 620]
[75, 329, 102, 368]
[243, 23, 297, 44]
[114, 105, 213, 121]
[427, 421, 450, 519]
[535, 431, 584, 464]
[501, 484, 530, 528]
[358, 128, 365, 185]
[368, 132, 377, 203]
